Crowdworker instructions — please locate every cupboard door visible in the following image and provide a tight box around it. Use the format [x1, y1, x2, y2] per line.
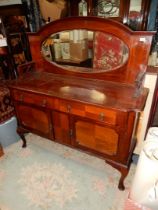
[52, 111, 71, 145]
[74, 120, 119, 156]
[15, 103, 51, 137]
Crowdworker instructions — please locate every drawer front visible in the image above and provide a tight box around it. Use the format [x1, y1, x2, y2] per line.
[12, 90, 117, 125]
[54, 99, 117, 125]
[12, 90, 54, 108]
[54, 99, 86, 117]
[85, 105, 117, 125]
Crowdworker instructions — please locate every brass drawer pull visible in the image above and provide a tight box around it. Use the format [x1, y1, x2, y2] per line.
[19, 94, 24, 102]
[42, 99, 47, 107]
[67, 104, 71, 113]
[49, 124, 52, 132]
[99, 112, 105, 121]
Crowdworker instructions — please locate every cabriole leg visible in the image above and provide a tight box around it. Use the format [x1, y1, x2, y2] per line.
[17, 127, 27, 148]
[106, 160, 129, 191]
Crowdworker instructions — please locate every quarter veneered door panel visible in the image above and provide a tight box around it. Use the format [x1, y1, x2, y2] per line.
[75, 120, 119, 156]
[16, 104, 50, 135]
[52, 111, 71, 145]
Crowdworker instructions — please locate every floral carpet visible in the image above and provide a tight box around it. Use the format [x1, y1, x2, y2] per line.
[0, 133, 136, 210]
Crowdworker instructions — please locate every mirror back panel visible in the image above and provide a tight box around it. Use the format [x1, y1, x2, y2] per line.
[28, 17, 154, 86]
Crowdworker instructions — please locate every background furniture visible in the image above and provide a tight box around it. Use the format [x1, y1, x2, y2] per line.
[68, 0, 151, 30]
[146, 67, 158, 128]
[39, 0, 68, 22]
[0, 3, 31, 78]
[0, 4, 28, 143]
[0, 84, 15, 124]
[0, 46, 12, 80]
[0, 17, 15, 80]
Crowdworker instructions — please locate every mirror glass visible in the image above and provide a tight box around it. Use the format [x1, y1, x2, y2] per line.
[41, 29, 129, 73]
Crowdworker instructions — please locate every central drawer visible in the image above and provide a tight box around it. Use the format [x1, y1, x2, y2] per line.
[54, 98, 117, 126]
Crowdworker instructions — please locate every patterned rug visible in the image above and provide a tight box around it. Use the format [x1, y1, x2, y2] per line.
[0, 133, 136, 210]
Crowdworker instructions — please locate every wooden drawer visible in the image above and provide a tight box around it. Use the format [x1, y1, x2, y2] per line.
[54, 98, 117, 125]
[53, 99, 86, 117]
[85, 105, 117, 125]
[12, 90, 54, 108]
[12, 90, 117, 126]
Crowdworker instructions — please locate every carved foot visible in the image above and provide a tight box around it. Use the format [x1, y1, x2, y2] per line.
[106, 160, 129, 191]
[0, 144, 4, 157]
[21, 134, 27, 148]
[118, 168, 129, 190]
[17, 127, 28, 148]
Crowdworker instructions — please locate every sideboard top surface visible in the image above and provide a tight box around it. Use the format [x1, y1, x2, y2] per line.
[9, 71, 148, 111]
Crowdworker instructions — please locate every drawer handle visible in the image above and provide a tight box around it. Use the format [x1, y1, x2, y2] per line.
[19, 94, 24, 101]
[42, 99, 47, 107]
[49, 124, 52, 132]
[67, 104, 71, 113]
[99, 112, 105, 121]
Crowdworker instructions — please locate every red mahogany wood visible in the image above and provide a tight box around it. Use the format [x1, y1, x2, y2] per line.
[27, 17, 154, 86]
[8, 17, 154, 190]
[0, 144, 4, 157]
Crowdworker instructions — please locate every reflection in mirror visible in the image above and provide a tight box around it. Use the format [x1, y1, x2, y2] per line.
[41, 29, 129, 73]
[128, 0, 142, 30]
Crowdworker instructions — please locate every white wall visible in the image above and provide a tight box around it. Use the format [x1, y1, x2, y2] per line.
[0, 0, 22, 6]
[130, 0, 142, 12]
[135, 73, 158, 154]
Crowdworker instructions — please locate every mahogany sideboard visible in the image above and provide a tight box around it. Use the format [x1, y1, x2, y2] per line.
[8, 17, 154, 190]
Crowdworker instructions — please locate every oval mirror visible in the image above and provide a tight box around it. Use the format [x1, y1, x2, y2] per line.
[41, 29, 129, 73]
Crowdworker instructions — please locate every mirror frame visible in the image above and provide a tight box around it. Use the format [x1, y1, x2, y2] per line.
[27, 16, 154, 85]
[41, 29, 130, 73]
